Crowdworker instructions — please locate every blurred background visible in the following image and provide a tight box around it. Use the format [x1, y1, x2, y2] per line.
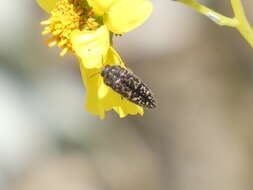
[0, 0, 253, 190]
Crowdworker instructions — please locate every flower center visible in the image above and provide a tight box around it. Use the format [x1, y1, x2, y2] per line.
[41, 0, 100, 56]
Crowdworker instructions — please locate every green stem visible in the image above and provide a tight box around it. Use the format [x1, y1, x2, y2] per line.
[231, 0, 253, 47]
[176, 0, 238, 27]
[175, 0, 253, 48]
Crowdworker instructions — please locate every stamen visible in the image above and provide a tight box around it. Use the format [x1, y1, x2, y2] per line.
[40, 20, 51, 25]
[48, 41, 57, 47]
[52, 30, 62, 36]
[41, 26, 51, 35]
[87, 11, 94, 17]
[87, 18, 99, 30]
[40, 0, 100, 56]
[60, 48, 68, 56]
[76, 9, 84, 15]
[41, 30, 51, 35]
[58, 39, 67, 47]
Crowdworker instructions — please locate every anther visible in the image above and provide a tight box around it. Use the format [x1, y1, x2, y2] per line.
[48, 41, 57, 47]
[41, 30, 51, 35]
[87, 11, 94, 17]
[52, 30, 62, 35]
[58, 39, 67, 47]
[40, 20, 51, 25]
[60, 48, 68, 56]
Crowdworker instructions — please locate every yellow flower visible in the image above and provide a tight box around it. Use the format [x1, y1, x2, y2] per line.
[72, 26, 144, 118]
[37, 0, 152, 118]
[37, 0, 153, 34]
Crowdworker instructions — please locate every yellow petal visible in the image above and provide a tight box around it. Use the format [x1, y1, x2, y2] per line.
[104, 0, 153, 34]
[87, 0, 116, 15]
[37, 0, 59, 13]
[71, 25, 110, 68]
[79, 47, 144, 119]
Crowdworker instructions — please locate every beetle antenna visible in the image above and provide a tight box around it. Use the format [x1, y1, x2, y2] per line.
[88, 72, 100, 79]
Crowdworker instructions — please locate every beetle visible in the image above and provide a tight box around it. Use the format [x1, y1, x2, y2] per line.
[101, 65, 156, 109]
